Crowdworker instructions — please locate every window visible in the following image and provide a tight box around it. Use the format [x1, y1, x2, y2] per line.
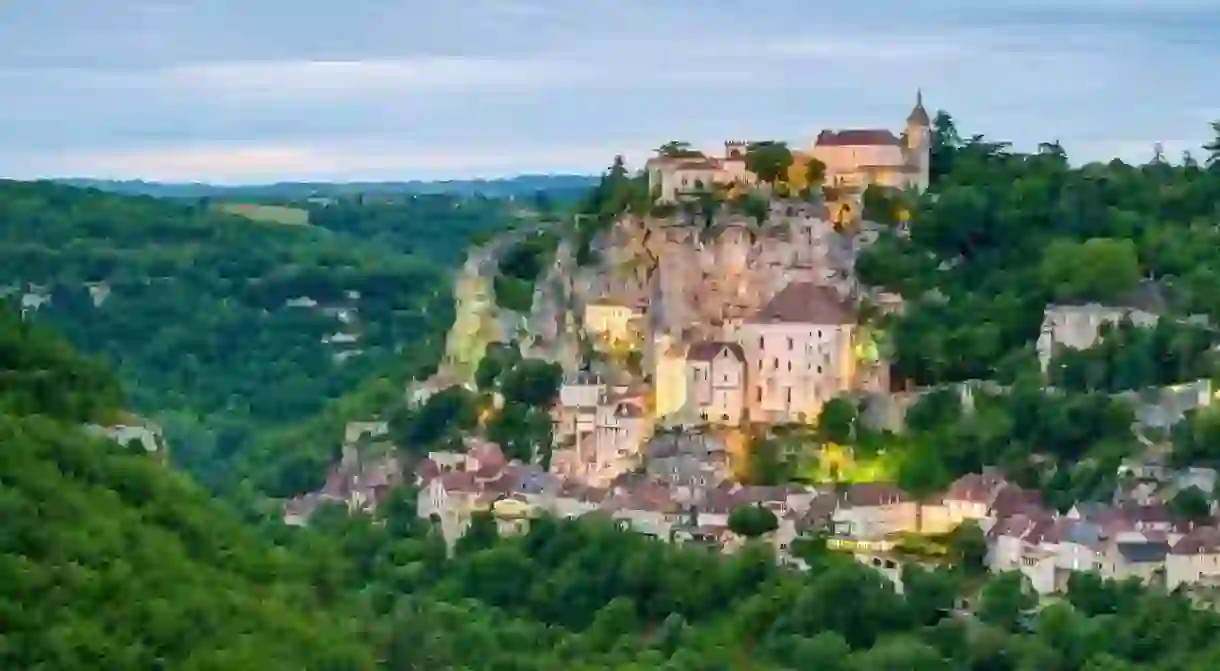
[758, 336, 764, 348]
[756, 387, 763, 402]
[785, 387, 792, 404]
[787, 361, 792, 371]
[773, 357, 779, 369]
[817, 329, 823, 338]
[817, 365, 823, 374]
[787, 337, 794, 350]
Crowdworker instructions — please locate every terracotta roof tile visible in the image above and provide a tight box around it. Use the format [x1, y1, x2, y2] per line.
[748, 282, 854, 325]
[841, 482, 909, 507]
[1171, 526, 1220, 555]
[687, 341, 746, 362]
[815, 129, 901, 147]
[945, 470, 1008, 504]
[439, 470, 479, 493]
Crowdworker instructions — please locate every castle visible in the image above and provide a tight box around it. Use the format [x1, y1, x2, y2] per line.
[645, 91, 932, 212]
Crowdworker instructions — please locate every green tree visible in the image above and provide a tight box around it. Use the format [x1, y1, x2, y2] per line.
[745, 141, 794, 185]
[817, 396, 859, 444]
[1041, 238, 1142, 303]
[1204, 120, 1220, 169]
[805, 158, 828, 194]
[486, 401, 552, 463]
[947, 521, 988, 573]
[656, 141, 703, 158]
[978, 572, 1036, 631]
[500, 358, 562, 407]
[728, 505, 779, 538]
[1171, 486, 1212, 523]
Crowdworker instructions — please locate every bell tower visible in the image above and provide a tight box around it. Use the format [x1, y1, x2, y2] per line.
[904, 89, 931, 192]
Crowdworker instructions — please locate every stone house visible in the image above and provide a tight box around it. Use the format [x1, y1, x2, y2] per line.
[584, 300, 642, 346]
[588, 394, 649, 486]
[1167, 526, 1220, 591]
[601, 479, 686, 539]
[736, 282, 858, 424]
[686, 341, 746, 425]
[1036, 302, 1159, 373]
[552, 372, 603, 454]
[551, 481, 612, 519]
[283, 441, 402, 526]
[829, 483, 918, 543]
[646, 142, 755, 204]
[921, 469, 1011, 534]
[986, 514, 1063, 594]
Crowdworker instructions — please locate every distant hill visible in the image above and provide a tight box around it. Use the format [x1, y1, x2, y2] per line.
[0, 179, 507, 495]
[56, 174, 600, 200]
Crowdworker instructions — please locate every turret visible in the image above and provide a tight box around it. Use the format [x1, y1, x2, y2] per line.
[724, 141, 748, 160]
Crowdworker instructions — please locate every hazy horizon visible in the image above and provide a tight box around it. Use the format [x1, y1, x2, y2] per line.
[3, 1, 1217, 183]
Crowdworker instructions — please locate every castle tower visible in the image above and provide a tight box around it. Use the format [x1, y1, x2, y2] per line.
[724, 141, 748, 160]
[904, 90, 932, 192]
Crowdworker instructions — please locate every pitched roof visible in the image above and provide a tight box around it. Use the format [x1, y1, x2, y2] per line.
[687, 341, 746, 363]
[1171, 526, 1220, 555]
[748, 282, 854, 325]
[907, 90, 930, 126]
[673, 158, 723, 171]
[815, 129, 901, 147]
[944, 470, 1008, 504]
[1117, 541, 1170, 564]
[989, 484, 1045, 519]
[841, 482, 909, 507]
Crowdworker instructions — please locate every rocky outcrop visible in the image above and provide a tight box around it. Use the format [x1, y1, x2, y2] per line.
[422, 198, 881, 394]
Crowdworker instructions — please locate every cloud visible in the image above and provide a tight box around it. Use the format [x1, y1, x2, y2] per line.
[155, 57, 586, 100]
[21, 139, 659, 183]
[0, 0, 1215, 181]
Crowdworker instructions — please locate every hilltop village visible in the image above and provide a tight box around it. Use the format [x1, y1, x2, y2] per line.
[284, 94, 1220, 600]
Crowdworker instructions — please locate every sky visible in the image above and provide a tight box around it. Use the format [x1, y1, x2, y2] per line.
[1, 0, 1218, 183]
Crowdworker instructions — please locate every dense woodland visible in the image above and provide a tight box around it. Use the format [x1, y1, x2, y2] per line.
[844, 115, 1220, 508]
[0, 181, 514, 496]
[10, 312, 1220, 669]
[0, 307, 379, 669]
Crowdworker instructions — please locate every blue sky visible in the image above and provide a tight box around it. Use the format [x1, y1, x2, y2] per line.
[2, 0, 1217, 183]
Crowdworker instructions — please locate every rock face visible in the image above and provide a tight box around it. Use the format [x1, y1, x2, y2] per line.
[423, 198, 879, 393]
[589, 200, 869, 343]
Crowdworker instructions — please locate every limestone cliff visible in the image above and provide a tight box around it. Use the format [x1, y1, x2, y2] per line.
[420, 198, 880, 397]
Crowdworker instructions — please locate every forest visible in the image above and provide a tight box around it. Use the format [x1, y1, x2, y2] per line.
[840, 115, 1220, 509]
[9, 308, 1220, 670]
[0, 180, 514, 496]
[0, 307, 379, 670]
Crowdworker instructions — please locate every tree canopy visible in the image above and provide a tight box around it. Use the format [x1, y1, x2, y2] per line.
[0, 180, 512, 495]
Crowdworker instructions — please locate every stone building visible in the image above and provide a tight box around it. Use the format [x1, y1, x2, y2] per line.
[686, 341, 747, 425]
[736, 282, 858, 423]
[645, 92, 932, 205]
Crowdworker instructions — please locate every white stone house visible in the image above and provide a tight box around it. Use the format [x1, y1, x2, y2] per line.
[921, 470, 1010, 534]
[829, 483, 918, 542]
[686, 341, 746, 425]
[1167, 526, 1220, 591]
[737, 282, 858, 424]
